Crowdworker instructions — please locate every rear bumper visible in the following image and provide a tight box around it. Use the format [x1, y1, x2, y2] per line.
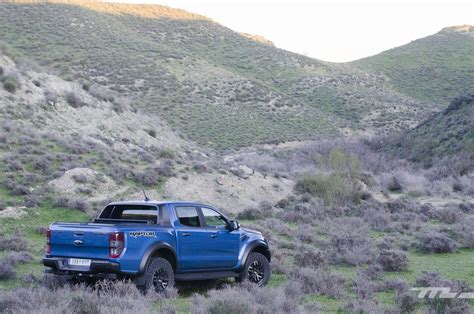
[43, 257, 120, 275]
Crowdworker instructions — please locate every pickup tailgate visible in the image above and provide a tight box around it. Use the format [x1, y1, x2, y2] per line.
[50, 222, 113, 260]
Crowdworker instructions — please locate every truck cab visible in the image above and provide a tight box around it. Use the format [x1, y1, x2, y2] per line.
[43, 200, 271, 291]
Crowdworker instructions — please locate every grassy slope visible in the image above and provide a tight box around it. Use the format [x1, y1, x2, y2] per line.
[0, 1, 463, 149]
[384, 94, 474, 164]
[3, 204, 473, 311]
[352, 26, 474, 104]
[0, 1, 333, 149]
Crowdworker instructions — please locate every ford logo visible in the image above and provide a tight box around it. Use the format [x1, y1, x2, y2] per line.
[73, 239, 84, 246]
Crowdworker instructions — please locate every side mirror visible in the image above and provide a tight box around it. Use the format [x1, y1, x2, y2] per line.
[228, 220, 240, 231]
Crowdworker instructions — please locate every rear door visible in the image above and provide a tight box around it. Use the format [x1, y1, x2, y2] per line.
[174, 205, 210, 271]
[200, 207, 240, 269]
[50, 223, 111, 260]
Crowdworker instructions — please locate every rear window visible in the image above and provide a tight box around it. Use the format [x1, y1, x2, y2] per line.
[99, 205, 159, 223]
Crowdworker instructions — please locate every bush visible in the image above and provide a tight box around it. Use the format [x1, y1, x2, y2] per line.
[294, 173, 354, 205]
[453, 216, 474, 249]
[352, 271, 379, 299]
[0, 261, 16, 280]
[329, 231, 374, 266]
[343, 298, 383, 313]
[0, 235, 28, 251]
[44, 90, 58, 103]
[386, 175, 403, 192]
[2, 252, 33, 266]
[0, 280, 150, 313]
[52, 196, 91, 212]
[24, 194, 41, 208]
[438, 207, 463, 224]
[158, 149, 175, 159]
[191, 282, 303, 314]
[294, 249, 327, 269]
[396, 290, 419, 313]
[292, 267, 345, 297]
[146, 129, 156, 138]
[2, 74, 19, 93]
[416, 231, 458, 253]
[72, 173, 88, 184]
[415, 271, 470, 314]
[377, 250, 409, 271]
[65, 91, 85, 108]
[236, 207, 264, 220]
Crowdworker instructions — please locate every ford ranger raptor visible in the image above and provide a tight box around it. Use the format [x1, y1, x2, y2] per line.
[43, 200, 271, 291]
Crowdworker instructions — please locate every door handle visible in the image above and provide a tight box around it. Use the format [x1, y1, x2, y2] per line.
[210, 233, 217, 238]
[182, 232, 190, 237]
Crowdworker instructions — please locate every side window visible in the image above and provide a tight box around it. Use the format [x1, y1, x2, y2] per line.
[176, 206, 200, 227]
[202, 207, 227, 228]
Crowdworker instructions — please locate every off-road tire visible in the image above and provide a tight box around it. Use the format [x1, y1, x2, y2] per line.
[142, 258, 175, 293]
[237, 252, 271, 287]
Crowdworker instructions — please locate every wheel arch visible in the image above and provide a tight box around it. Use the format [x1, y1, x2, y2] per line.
[239, 240, 271, 271]
[139, 242, 177, 274]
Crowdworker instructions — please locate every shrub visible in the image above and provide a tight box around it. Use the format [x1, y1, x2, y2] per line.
[158, 149, 176, 159]
[0, 261, 16, 280]
[191, 282, 303, 314]
[0, 235, 28, 251]
[377, 250, 409, 271]
[437, 207, 463, 224]
[3, 252, 33, 266]
[292, 267, 345, 298]
[146, 129, 156, 138]
[416, 231, 457, 253]
[2, 178, 30, 195]
[343, 299, 383, 313]
[415, 271, 470, 314]
[352, 272, 377, 299]
[329, 230, 374, 266]
[24, 194, 41, 208]
[326, 148, 361, 179]
[133, 165, 173, 186]
[52, 196, 91, 212]
[453, 216, 474, 249]
[0, 281, 151, 313]
[2, 74, 19, 93]
[294, 173, 354, 205]
[72, 173, 88, 184]
[44, 90, 58, 104]
[193, 163, 209, 174]
[395, 290, 419, 313]
[109, 163, 129, 182]
[386, 175, 403, 192]
[294, 249, 327, 269]
[236, 207, 264, 220]
[65, 91, 85, 108]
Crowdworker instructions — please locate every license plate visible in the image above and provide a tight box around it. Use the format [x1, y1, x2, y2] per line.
[69, 258, 91, 267]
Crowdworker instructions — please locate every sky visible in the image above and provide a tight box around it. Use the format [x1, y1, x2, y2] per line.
[112, 0, 473, 62]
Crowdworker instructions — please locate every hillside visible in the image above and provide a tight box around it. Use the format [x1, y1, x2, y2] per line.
[0, 0, 455, 149]
[0, 50, 193, 210]
[383, 94, 474, 165]
[352, 25, 474, 104]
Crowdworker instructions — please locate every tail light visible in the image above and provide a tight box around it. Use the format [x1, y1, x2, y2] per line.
[109, 232, 124, 258]
[45, 229, 51, 255]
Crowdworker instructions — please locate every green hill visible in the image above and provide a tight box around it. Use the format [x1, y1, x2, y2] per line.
[0, 1, 471, 149]
[352, 25, 474, 104]
[383, 94, 474, 165]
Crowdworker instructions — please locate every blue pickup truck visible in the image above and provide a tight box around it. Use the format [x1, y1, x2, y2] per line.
[43, 200, 271, 291]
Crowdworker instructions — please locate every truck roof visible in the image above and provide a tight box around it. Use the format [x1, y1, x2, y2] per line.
[106, 200, 213, 208]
